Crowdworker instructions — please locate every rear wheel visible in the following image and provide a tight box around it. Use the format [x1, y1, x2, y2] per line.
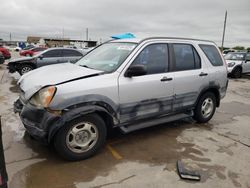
[54, 114, 107, 161]
[194, 92, 216, 123]
[231, 67, 242, 78]
[19, 64, 33, 75]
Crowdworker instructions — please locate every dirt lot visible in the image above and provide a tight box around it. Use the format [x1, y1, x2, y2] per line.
[0, 54, 250, 188]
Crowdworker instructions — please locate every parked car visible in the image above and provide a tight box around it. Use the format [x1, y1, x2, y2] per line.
[8, 48, 84, 75]
[14, 37, 228, 161]
[19, 47, 47, 57]
[225, 52, 250, 78]
[0, 52, 5, 64]
[0, 46, 11, 59]
[222, 49, 235, 56]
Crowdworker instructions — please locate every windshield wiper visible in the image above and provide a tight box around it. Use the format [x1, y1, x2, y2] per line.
[80, 65, 94, 69]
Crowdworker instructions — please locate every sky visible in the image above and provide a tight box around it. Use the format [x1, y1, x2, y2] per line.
[0, 0, 249, 47]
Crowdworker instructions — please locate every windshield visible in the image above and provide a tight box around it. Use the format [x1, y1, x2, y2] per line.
[76, 42, 137, 72]
[225, 53, 245, 60]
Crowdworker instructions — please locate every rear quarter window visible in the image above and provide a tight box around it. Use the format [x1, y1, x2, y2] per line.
[199, 44, 224, 66]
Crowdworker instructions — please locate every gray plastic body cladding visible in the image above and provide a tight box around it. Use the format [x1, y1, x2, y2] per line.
[119, 96, 173, 123]
[50, 94, 118, 112]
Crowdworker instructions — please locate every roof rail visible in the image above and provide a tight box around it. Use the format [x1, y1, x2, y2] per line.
[138, 37, 215, 44]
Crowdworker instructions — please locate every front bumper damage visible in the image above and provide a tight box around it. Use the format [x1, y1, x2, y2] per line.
[7, 63, 17, 73]
[14, 99, 60, 143]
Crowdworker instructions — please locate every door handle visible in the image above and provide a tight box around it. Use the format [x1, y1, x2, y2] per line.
[161, 76, 173, 82]
[199, 72, 208, 77]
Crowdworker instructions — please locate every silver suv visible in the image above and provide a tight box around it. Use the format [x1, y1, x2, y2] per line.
[14, 37, 228, 161]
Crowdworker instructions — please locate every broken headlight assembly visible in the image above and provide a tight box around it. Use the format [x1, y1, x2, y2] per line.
[30, 86, 57, 108]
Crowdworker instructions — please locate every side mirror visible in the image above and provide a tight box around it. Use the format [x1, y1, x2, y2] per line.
[125, 65, 147, 77]
[38, 55, 43, 60]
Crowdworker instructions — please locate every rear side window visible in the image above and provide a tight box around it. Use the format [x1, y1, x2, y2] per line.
[43, 49, 62, 58]
[199, 44, 223, 66]
[172, 44, 201, 71]
[63, 49, 82, 57]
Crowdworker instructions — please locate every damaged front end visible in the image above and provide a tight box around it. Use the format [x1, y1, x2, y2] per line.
[14, 98, 61, 143]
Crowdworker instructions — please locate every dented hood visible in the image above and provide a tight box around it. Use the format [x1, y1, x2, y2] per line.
[18, 63, 103, 100]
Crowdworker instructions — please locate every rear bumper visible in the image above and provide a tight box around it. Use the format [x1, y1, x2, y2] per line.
[14, 99, 59, 143]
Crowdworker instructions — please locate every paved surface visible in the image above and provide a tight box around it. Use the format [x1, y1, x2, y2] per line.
[0, 53, 250, 188]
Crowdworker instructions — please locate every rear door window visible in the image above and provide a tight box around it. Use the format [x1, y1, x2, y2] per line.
[199, 44, 223, 66]
[43, 49, 63, 58]
[172, 44, 201, 71]
[63, 49, 83, 57]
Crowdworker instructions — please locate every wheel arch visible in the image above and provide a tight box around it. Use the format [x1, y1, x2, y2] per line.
[232, 65, 242, 72]
[17, 62, 36, 70]
[196, 87, 220, 108]
[47, 104, 118, 143]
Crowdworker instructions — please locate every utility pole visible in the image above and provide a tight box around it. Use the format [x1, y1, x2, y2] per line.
[9, 33, 12, 42]
[86, 28, 88, 41]
[221, 10, 227, 51]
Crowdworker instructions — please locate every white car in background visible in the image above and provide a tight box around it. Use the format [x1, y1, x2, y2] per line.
[4, 45, 22, 52]
[225, 52, 250, 78]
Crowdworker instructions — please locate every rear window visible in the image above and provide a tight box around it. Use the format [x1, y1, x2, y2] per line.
[199, 44, 223, 66]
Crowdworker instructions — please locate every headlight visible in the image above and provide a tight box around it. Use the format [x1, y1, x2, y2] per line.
[227, 62, 235, 67]
[30, 86, 56, 107]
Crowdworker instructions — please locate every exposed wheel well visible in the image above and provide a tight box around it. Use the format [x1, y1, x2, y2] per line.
[95, 111, 115, 135]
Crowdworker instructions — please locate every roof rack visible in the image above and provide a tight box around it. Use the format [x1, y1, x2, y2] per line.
[139, 37, 215, 44]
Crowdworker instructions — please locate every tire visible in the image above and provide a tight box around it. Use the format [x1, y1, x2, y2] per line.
[54, 114, 107, 161]
[194, 92, 216, 123]
[19, 64, 33, 75]
[231, 67, 242, 78]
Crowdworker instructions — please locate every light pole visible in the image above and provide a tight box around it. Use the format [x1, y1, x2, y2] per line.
[221, 10, 227, 51]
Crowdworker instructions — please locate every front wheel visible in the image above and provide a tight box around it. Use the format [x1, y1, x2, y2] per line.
[194, 92, 216, 123]
[19, 64, 33, 75]
[54, 114, 107, 161]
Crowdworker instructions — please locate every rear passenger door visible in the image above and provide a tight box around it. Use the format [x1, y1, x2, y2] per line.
[170, 43, 209, 111]
[62, 49, 83, 63]
[37, 49, 63, 67]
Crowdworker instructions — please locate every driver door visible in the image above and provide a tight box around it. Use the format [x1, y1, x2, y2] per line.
[118, 43, 175, 124]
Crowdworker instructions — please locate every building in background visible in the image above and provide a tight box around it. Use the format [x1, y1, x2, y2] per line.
[27, 36, 97, 48]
